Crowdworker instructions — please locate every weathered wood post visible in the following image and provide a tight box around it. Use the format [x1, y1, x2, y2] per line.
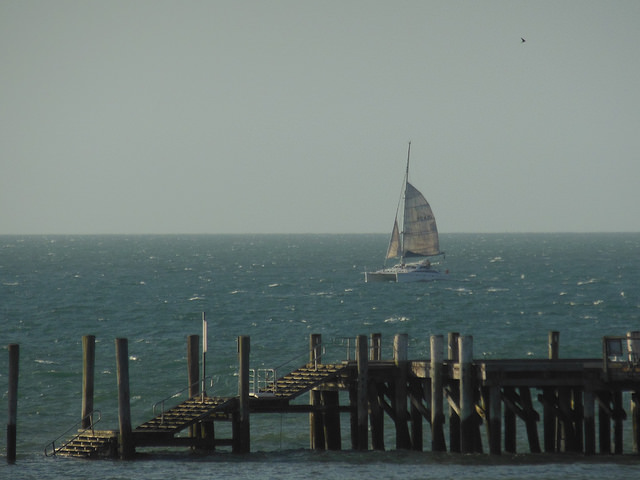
[459, 335, 474, 454]
[234, 335, 251, 454]
[488, 385, 501, 454]
[598, 390, 612, 454]
[544, 331, 559, 452]
[628, 332, 640, 454]
[7, 344, 19, 464]
[393, 333, 411, 449]
[309, 334, 324, 450]
[370, 333, 382, 361]
[584, 388, 596, 455]
[448, 332, 461, 452]
[613, 390, 624, 454]
[81, 335, 96, 429]
[368, 333, 384, 451]
[430, 335, 446, 452]
[632, 391, 640, 455]
[115, 338, 135, 459]
[188, 335, 199, 397]
[356, 334, 369, 450]
[503, 386, 516, 453]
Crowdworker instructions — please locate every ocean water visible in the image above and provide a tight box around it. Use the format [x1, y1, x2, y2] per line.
[1, 233, 639, 479]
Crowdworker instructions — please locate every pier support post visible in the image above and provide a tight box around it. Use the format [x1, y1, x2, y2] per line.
[448, 332, 461, 452]
[81, 335, 95, 429]
[430, 335, 446, 452]
[393, 334, 411, 449]
[370, 333, 382, 361]
[234, 335, 251, 454]
[356, 335, 368, 450]
[115, 338, 135, 460]
[187, 335, 200, 397]
[632, 391, 640, 455]
[584, 389, 596, 455]
[7, 344, 19, 464]
[543, 331, 560, 452]
[459, 335, 474, 454]
[309, 334, 324, 450]
[488, 385, 501, 454]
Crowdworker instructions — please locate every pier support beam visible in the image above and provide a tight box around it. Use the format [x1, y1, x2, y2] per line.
[115, 338, 135, 460]
[81, 335, 95, 429]
[7, 344, 19, 464]
[430, 335, 446, 452]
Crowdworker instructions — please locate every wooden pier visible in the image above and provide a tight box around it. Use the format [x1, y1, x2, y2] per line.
[42, 331, 640, 459]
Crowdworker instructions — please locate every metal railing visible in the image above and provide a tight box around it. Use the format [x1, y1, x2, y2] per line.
[44, 410, 102, 457]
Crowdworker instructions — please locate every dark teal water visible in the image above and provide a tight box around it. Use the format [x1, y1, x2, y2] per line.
[2, 234, 640, 478]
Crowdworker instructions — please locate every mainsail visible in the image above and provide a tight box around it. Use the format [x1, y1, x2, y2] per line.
[402, 182, 441, 257]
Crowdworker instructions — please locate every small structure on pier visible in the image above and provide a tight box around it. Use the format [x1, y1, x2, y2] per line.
[43, 331, 640, 458]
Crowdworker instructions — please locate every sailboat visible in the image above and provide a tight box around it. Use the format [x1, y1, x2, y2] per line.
[365, 143, 447, 283]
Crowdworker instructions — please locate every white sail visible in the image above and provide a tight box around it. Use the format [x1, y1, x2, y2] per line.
[402, 182, 441, 257]
[386, 219, 401, 259]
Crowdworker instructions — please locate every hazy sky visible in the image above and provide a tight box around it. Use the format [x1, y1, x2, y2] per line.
[2, 1, 639, 234]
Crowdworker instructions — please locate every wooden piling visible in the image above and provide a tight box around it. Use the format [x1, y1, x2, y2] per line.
[7, 344, 19, 464]
[430, 335, 446, 452]
[584, 389, 596, 455]
[448, 332, 460, 452]
[393, 334, 411, 449]
[370, 333, 381, 361]
[459, 335, 474, 453]
[356, 334, 368, 450]
[488, 385, 501, 454]
[81, 335, 96, 429]
[543, 331, 560, 452]
[115, 338, 135, 459]
[309, 334, 324, 450]
[234, 335, 250, 453]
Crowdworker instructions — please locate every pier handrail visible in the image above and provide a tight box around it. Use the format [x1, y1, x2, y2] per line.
[43, 410, 102, 457]
[152, 376, 215, 423]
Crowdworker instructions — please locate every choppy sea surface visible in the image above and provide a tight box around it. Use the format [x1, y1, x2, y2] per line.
[1, 233, 639, 479]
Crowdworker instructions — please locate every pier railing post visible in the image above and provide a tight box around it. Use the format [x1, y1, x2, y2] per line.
[115, 338, 135, 460]
[234, 335, 250, 454]
[356, 335, 369, 450]
[7, 344, 19, 464]
[459, 335, 474, 454]
[81, 335, 96, 429]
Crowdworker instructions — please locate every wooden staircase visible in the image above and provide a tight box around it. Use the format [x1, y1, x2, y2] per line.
[133, 395, 234, 437]
[259, 363, 346, 399]
[50, 430, 117, 458]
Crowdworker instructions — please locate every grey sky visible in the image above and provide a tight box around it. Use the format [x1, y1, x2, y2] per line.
[2, 1, 639, 234]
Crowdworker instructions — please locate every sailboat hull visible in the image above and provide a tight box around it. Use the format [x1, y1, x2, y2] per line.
[364, 262, 447, 283]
